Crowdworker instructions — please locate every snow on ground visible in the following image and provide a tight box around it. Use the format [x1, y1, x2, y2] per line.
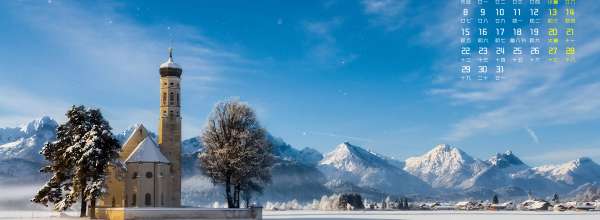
[264, 210, 600, 220]
[1, 210, 598, 219]
[0, 211, 81, 219]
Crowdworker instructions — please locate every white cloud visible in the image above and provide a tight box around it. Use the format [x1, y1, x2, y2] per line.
[525, 127, 540, 144]
[361, 0, 409, 31]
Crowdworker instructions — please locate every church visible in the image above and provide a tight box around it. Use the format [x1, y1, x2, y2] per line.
[99, 48, 183, 208]
[95, 49, 262, 220]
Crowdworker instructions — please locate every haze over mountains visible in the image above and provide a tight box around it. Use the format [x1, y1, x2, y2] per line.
[1, 117, 600, 204]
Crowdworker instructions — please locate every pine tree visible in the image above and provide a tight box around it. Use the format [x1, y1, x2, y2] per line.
[552, 193, 560, 204]
[77, 109, 120, 218]
[33, 106, 87, 212]
[492, 194, 499, 204]
[200, 99, 274, 208]
[32, 106, 120, 217]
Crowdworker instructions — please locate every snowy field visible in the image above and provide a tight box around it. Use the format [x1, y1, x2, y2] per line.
[1, 210, 599, 220]
[263, 210, 600, 220]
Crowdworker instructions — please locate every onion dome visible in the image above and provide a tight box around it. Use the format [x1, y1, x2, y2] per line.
[159, 48, 182, 77]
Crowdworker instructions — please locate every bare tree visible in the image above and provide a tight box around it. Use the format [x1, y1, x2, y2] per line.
[200, 99, 274, 208]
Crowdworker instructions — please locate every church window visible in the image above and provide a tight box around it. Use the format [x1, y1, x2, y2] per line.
[146, 172, 153, 178]
[132, 194, 137, 206]
[145, 193, 152, 206]
[169, 92, 174, 105]
[132, 172, 138, 179]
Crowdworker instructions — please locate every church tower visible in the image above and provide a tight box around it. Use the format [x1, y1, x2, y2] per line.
[158, 48, 182, 207]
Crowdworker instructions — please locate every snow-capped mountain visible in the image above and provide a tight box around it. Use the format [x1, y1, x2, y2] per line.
[569, 182, 600, 201]
[0, 116, 57, 163]
[3, 116, 600, 202]
[114, 123, 157, 144]
[488, 150, 528, 170]
[460, 151, 530, 190]
[403, 144, 488, 189]
[319, 142, 430, 195]
[182, 136, 203, 155]
[270, 135, 323, 166]
[529, 157, 600, 186]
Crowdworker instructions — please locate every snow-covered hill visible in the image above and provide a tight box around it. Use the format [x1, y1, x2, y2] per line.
[403, 144, 488, 189]
[0, 116, 57, 163]
[529, 157, 600, 186]
[460, 151, 530, 190]
[319, 142, 430, 196]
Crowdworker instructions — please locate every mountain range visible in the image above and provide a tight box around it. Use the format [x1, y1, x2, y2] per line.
[1, 117, 600, 204]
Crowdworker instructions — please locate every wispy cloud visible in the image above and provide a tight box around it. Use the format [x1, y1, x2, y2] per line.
[361, 0, 409, 31]
[1, 1, 257, 136]
[525, 127, 540, 144]
[0, 84, 70, 127]
[303, 17, 357, 66]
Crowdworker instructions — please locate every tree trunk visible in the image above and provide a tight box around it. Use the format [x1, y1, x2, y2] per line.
[90, 198, 96, 219]
[233, 185, 240, 208]
[80, 183, 87, 217]
[80, 195, 87, 217]
[244, 192, 251, 208]
[225, 176, 234, 208]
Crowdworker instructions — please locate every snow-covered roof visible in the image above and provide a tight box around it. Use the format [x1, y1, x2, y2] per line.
[125, 137, 170, 163]
[160, 48, 181, 69]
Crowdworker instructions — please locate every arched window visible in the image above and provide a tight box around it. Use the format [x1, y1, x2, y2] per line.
[146, 172, 153, 178]
[145, 193, 152, 206]
[132, 193, 136, 206]
[132, 172, 138, 179]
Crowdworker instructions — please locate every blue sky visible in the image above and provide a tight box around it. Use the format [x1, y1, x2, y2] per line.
[1, 0, 600, 165]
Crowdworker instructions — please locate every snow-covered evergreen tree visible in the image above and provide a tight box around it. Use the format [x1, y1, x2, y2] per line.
[76, 109, 120, 218]
[552, 193, 560, 204]
[32, 106, 87, 212]
[492, 194, 499, 204]
[32, 106, 120, 218]
[200, 99, 274, 208]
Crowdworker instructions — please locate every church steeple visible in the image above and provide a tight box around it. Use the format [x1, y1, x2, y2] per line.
[157, 47, 182, 207]
[159, 48, 182, 76]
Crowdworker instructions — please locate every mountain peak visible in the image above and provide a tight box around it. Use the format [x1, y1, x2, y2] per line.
[432, 144, 452, 151]
[404, 144, 486, 188]
[320, 142, 389, 170]
[489, 150, 526, 168]
[21, 116, 58, 134]
[574, 157, 594, 165]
